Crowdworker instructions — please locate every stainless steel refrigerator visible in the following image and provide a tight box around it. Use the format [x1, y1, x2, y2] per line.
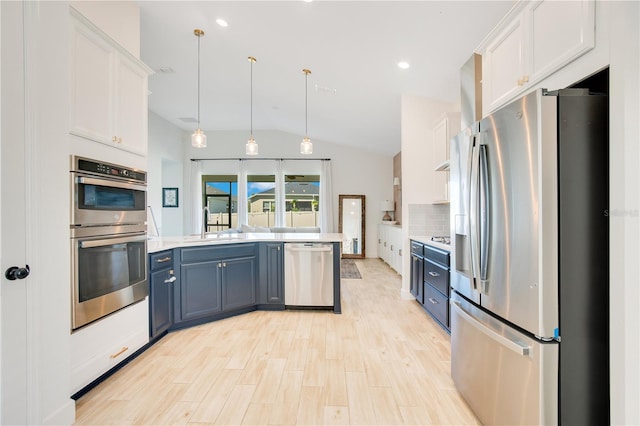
[450, 88, 609, 425]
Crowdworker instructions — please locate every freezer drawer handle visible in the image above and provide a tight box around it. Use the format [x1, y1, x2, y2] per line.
[451, 300, 530, 356]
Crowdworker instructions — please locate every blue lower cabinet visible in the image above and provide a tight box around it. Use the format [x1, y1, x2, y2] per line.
[221, 256, 257, 311]
[178, 261, 223, 322]
[258, 243, 284, 306]
[172, 244, 258, 328]
[149, 250, 174, 339]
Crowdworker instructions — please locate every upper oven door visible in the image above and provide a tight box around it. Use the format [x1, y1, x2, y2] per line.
[71, 173, 147, 226]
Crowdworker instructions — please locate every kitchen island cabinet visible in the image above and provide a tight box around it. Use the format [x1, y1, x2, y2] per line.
[174, 244, 257, 329]
[148, 250, 175, 340]
[258, 242, 284, 308]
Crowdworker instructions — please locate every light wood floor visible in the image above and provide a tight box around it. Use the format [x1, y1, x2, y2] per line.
[74, 259, 480, 425]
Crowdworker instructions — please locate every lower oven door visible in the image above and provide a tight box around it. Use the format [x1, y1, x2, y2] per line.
[72, 232, 148, 330]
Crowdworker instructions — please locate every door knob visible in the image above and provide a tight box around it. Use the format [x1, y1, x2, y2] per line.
[5, 265, 30, 280]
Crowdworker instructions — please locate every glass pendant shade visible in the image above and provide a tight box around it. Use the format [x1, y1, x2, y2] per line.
[192, 128, 207, 148]
[300, 136, 313, 155]
[246, 136, 258, 155]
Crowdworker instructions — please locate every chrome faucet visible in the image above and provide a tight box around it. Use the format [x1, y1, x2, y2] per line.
[201, 206, 210, 238]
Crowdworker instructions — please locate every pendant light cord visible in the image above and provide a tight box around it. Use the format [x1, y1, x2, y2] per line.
[250, 58, 253, 136]
[305, 71, 308, 136]
[197, 33, 201, 127]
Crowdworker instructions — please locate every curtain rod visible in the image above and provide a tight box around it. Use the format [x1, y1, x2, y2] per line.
[190, 157, 331, 161]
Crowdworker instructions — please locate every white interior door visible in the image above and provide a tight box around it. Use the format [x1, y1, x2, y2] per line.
[0, 2, 30, 423]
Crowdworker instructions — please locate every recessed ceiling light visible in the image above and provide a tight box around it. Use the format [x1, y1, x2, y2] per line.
[397, 61, 410, 70]
[216, 18, 228, 27]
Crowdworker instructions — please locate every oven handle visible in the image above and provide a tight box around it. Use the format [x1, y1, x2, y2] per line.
[76, 176, 147, 192]
[79, 234, 147, 248]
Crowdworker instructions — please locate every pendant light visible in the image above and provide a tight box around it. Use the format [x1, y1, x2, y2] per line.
[246, 56, 258, 155]
[191, 28, 207, 148]
[300, 68, 313, 155]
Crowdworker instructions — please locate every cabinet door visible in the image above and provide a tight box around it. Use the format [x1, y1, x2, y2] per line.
[264, 243, 284, 304]
[149, 268, 174, 338]
[482, 15, 527, 113]
[527, 0, 595, 83]
[114, 56, 148, 156]
[178, 261, 222, 322]
[69, 21, 113, 144]
[410, 254, 424, 303]
[222, 256, 257, 311]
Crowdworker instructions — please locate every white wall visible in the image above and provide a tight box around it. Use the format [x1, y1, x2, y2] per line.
[147, 126, 394, 257]
[148, 111, 184, 236]
[399, 95, 457, 297]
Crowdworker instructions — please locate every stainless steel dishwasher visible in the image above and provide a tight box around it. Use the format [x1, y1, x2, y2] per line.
[284, 243, 334, 308]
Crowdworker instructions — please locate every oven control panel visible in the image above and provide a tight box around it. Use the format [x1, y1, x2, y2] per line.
[73, 156, 146, 183]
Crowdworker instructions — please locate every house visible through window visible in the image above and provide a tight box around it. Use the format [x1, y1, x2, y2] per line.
[247, 175, 276, 228]
[285, 174, 320, 227]
[202, 175, 237, 231]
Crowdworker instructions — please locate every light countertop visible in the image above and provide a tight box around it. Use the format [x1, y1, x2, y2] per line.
[148, 232, 343, 253]
[409, 235, 451, 252]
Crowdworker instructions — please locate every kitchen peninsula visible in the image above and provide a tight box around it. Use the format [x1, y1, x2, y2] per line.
[147, 232, 343, 340]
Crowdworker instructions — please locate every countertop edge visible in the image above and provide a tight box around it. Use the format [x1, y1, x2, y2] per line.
[148, 233, 343, 253]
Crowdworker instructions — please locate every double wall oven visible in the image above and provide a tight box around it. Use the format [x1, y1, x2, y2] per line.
[70, 156, 148, 330]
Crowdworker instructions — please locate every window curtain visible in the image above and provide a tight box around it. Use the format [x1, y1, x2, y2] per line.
[275, 160, 285, 227]
[320, 159, 334, 232]
[189, 160, 203, 235]
[237, 160, 248, 227]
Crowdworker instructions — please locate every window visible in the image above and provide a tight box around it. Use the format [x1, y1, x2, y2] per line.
[285, 174, 320, 227]
[247, 175, 275, 227]
[202, 175, 237, 231]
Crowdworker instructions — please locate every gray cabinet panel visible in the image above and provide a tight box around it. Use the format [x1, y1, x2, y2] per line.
[259, 243, 284, 305]
[222, 256, 257, 310]
[179, 261, 222, 321]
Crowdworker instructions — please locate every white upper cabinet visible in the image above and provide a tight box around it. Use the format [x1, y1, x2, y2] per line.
[481, 0, 595, 114]
[431, 112, 460, 204]
[70, 9, 152, 156]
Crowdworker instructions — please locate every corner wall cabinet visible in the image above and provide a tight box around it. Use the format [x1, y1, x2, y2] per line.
[431, 112, 460, 204]
[70, 9, 152, 156]
[481, 0, 595, 113]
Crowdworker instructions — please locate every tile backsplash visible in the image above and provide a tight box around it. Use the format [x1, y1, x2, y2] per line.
[408, 203, 450, 236]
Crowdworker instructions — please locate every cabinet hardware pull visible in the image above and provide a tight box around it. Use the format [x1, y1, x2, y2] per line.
[218, 263, 222, 268]
[428, 298, 438, 305]
[517, 79, 524, 86]
[399, 249, 402, 256]
[223, 262, 227, 267]
[110, 346, 128, 359]
[164, 276, 177, 284]
[428, 271, 440, 277]
[390, 245, 394, 251]
[156, 257, 171, 263]
[523, 75, 529, 83]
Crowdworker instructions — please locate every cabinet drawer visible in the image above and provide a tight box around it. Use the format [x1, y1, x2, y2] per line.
[424, 283, 449, 328]
[424, 244, 450, 267]
[423, 258, 449, 296]
[150, 250, 173, 271]
[410, 241, 424, 256]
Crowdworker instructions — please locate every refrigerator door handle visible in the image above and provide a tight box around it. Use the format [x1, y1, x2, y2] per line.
[478, 144, 490, 292]
[451, 300, 531, 356]
[468, 136, 481, 287]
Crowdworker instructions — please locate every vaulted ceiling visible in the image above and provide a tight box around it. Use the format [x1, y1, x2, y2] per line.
[140, 1, 515, 155]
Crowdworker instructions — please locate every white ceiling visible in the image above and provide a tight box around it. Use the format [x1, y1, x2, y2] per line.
[139, 1, 515, 156]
